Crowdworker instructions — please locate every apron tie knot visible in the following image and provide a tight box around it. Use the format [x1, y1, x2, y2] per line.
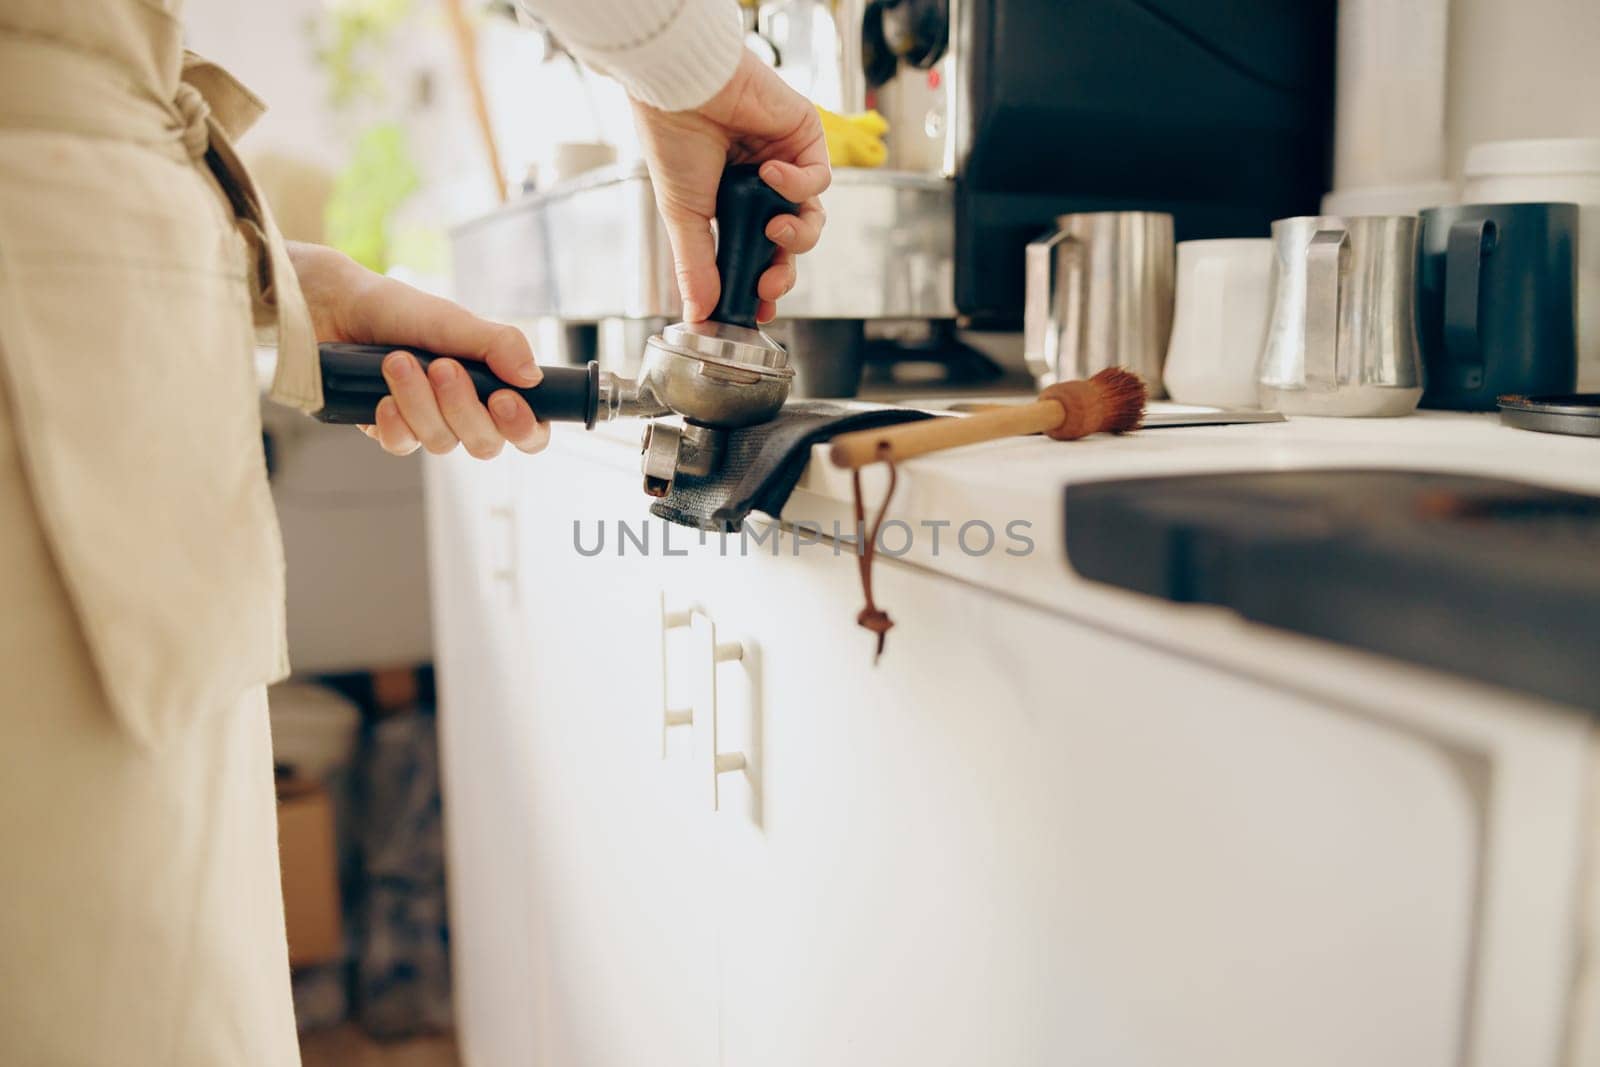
[172, 82, 211, 159]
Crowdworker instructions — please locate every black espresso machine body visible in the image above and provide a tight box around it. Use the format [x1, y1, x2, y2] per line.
[868, 0, 1337, 326]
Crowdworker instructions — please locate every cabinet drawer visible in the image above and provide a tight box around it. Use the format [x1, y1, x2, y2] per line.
[436, 439, 1593, 1067]
[672, 529, 1480, 1067]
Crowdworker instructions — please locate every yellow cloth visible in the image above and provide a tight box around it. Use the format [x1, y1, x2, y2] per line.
[816, 106, 889, 169]
[0, 1, 310, 1061]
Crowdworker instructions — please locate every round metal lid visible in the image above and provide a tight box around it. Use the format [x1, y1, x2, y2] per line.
[1497, 393, 1600, 437]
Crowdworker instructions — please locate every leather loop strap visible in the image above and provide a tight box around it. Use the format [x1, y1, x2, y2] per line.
[850, 444, 899, 663]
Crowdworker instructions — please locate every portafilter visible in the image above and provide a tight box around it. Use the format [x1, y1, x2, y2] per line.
[313, 164, 798, 497]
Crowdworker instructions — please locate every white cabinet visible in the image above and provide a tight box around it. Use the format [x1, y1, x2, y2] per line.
[501, 448, 721, 1067]
[426, 452, 539, 1067]
[431, 436, 1593, 1067]
[686, 530, 1479, 1067]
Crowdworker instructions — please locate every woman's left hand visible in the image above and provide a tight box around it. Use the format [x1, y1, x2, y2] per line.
[288, 242, 550, 458]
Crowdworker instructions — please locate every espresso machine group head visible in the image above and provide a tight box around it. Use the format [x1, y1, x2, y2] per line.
[314, 165, 798, 498]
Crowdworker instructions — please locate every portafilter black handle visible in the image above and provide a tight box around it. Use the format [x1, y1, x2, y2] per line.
[313, 343, 601, 428]
[710, 163, 800, 329]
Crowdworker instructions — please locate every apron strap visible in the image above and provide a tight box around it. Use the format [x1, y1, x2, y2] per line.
[0, 32, 324, 414]
[180, 52, 323, 414]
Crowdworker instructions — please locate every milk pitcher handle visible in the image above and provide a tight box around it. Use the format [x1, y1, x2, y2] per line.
[1443, 218, 1497, 390]
[1054, 236, 1086, 379]
[1025, 228, 1083, 383]
[1303, 228, 1349, 390]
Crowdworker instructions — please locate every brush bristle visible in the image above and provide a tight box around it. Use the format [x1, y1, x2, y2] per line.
[1089, 367, 1148, 433]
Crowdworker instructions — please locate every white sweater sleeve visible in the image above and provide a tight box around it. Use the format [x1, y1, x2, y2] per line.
[518, 0, 745, 112]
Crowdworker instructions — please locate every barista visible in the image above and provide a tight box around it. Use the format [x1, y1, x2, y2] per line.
[0, 1, 826, 1063]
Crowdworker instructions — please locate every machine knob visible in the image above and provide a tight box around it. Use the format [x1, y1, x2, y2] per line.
[881, 0, 948, 70]
[860, 1, 900, 89]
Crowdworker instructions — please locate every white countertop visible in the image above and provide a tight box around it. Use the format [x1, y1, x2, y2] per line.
[568, 405, 1599, 718]
[587, 406, 1598, 605]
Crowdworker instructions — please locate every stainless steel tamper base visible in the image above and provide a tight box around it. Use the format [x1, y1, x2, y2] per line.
[638, 322, 794, 427]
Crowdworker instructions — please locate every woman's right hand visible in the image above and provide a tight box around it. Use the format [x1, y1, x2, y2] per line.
[632, 49, 832, 325]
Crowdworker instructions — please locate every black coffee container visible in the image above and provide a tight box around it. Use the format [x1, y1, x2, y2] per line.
[1417, 202, 1579, 410]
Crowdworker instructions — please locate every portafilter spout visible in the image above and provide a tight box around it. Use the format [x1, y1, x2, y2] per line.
[309, 165, 797, 497]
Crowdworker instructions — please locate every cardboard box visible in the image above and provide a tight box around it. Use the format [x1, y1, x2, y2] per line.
[276, 778, 343, 969]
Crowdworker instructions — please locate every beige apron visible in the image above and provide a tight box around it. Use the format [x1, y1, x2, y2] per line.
[0, 1, 320, 1062]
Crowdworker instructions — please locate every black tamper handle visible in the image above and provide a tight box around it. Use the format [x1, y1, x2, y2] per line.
[314, 343, 600, 428]
[710, 163, 800, 329]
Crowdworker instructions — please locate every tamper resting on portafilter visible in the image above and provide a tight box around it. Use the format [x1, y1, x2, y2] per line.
[312, 164, 798, 498]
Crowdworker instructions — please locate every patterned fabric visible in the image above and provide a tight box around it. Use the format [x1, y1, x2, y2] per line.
[354, 707, 453, 1039]
[515, 0, 744, 111]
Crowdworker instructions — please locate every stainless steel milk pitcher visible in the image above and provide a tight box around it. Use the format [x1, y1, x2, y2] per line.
[1025, 212, 1175, 394]
[1257, 214, 1424, 416]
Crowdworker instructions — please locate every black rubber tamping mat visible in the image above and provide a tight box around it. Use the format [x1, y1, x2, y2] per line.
[1064, 470, 1600, 712]
[650, 402, 934, 532]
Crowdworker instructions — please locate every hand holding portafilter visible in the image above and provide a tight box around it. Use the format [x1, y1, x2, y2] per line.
[312, 165, 799, 484]
[314, 346, 604, 428]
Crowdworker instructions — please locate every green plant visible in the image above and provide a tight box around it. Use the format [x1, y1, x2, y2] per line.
[324, 122, 421, 272]
[308, 0, 415, 109]
[309, 0, 423, 271]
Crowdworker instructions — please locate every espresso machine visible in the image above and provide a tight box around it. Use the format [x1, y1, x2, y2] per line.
[452, 0, 1335, 396]
[852, 0, 1337, 324]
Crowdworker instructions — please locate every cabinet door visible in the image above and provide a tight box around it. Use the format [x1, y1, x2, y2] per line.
[426, 452, 540, 1067]
[505, 445, 721, 1067]
[697, 527, 1480, 1067]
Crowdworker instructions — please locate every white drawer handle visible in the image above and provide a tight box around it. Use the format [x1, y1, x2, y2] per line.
[660, 596, 753, 811]
[708, 624, 750, 813]
[488, 504, 517, 600]
[659, 596, 697, 757]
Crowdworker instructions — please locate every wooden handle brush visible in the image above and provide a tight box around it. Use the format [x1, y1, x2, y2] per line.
[834, 368, 1147, 663]
[829, 367, 1148, 470]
